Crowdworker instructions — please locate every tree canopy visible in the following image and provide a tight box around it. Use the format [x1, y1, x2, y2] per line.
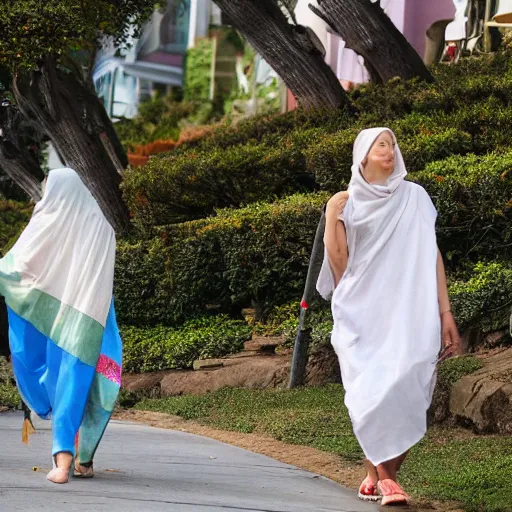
[0, 0, 158, 72]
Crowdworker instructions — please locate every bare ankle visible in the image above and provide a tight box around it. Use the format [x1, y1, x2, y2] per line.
[364, 459, 379, 482]
[54, 451, 73, 469]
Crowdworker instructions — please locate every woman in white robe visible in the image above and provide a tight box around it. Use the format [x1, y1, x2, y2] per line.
[317, 128, 461, 505]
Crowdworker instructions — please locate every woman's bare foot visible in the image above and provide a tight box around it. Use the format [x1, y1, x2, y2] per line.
[47, 451, 73, 484]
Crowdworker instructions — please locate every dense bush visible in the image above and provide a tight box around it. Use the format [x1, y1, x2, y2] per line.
[117, 167, 512, 329]
[412, 151, 512, 266]
[115, 193, 328, 325]
[256, 261, 512, 349]
[123, 143, 313, 227]
[449, 262, 512, 334]
[114, 95, 195, 150]
[123, 53, 512, 227]
[305, 114, 474, 192]
[0, 201, 31, 256]
[121, 315, 252, 372]
[176, 52, 512, 154]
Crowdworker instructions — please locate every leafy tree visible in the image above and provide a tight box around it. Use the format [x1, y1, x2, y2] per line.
[0, 0, 157, 231]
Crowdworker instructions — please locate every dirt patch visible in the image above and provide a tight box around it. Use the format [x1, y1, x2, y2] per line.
[113, 409, 463, 512]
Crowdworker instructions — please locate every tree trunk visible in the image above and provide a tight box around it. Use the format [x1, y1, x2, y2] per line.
[0, 148, 43, 202]
[12, 57, 131, 233]
[214, 0, 349, 110]
[0, 107, 44, 202]
[312, 0, 434, 83]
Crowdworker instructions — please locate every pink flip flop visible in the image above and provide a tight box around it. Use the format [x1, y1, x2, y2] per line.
[358, 475, 381, 502]
[377, 479, 410, 506]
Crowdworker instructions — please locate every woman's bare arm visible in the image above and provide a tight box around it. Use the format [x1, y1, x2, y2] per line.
[324, 192, 349, 287]
[436, 247, 462, 359]
[436, 248, 450, 314]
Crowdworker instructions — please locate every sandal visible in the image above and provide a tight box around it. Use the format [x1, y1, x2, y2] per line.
[358, 475, 381, 502]
[74, 461, 94, 479]
[47, 453, 73, 484]
[378, 479, 410, 506]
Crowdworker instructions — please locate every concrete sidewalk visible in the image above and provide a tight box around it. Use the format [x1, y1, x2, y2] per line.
[0, 411, 376, 512]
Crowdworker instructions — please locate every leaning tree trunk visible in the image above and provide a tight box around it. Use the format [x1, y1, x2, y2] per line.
[0, 107, 44, 202]
[312, 0, 434, 83]
[12, 56, 131, 232]
[214, 0, 349, 110]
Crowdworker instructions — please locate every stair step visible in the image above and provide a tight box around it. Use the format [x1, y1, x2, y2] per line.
[244, 336, 286, 353]
[227, 350, 261, 359]
[193, 359, 224, 371]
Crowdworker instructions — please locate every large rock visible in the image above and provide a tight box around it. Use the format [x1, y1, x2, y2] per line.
[122, 355, 291, 398]
[450, 348, 512, 434]
[121, 343, 342, 400]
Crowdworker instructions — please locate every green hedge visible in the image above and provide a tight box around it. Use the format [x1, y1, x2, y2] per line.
[121, 315, 252, 372]
[0, 200, 31, 256]
[122, 143, 313, 228]
[449, 262, 512, 334]
[0, 356, 19, 409]
[114, 95, 194, 150]
[256, 261, 512, 349]
[115, 193, 328, 325]
[411, 151, 512, 266]
[177, 52, 512, 153]
[123, 53, 512, 228]
[305, 113, 475, 192]
[116, 150, 512, 327]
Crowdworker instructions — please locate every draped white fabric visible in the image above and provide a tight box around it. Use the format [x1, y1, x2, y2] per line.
[7, 168, 116, 326]
[317, 128, 441, 465]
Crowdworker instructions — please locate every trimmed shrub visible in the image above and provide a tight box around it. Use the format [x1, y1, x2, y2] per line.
[411, 151, 512, 265]
[121, 315, 252, 373]
[449, 262, 512, 334]
[116, 172, 512, 328]
[115, 193, 328, 325]
[123, 54, 512, 228]
[305, 114, 474, 192]
[122, 143, 314, 228]
[115, 237, 173, 325]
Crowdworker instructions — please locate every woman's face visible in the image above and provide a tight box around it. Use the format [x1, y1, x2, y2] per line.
[363, 131, 395, 176]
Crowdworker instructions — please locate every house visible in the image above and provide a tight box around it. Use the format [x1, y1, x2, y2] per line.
[92, 0, 223, 119]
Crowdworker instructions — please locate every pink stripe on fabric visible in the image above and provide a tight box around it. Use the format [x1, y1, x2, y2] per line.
[96, 354, 122, 386]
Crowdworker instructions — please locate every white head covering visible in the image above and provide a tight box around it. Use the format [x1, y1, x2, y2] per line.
[5, 168, 116, 326]
[316, 127, 409, 299]
[349, 127, 407, 196]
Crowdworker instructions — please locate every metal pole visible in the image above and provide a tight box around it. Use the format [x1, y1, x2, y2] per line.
[288, 209, 327, 388]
